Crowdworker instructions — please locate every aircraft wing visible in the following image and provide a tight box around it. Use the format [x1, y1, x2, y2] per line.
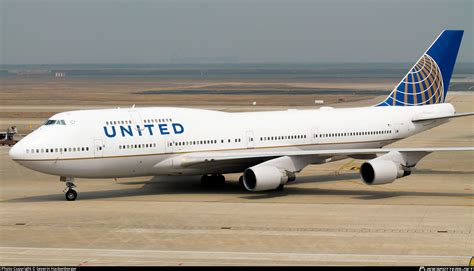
[176, 147, 474, 168]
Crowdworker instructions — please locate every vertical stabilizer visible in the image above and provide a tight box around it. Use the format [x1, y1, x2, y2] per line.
[377, 30, 463, 106]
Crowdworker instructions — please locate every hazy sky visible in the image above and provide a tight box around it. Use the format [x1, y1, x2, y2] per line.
[1, 0, 472, 64]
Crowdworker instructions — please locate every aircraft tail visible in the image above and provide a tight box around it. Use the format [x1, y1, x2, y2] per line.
[377, 30, 463, 106]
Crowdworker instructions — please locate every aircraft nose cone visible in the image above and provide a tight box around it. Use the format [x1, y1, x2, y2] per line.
[9, 143, 24, 160]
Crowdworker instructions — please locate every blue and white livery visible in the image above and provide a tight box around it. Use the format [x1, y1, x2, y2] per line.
[9, 30, 474, 201]
[377, 30, 463, 106]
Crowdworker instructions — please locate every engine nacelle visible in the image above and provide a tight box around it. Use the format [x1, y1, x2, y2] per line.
[243, 166, 294, 192]
[360, 152, 411, 185]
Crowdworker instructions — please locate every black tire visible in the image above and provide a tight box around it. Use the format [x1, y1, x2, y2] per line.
[201, 175, 212, 187]
[65, 189, 77, 201]
[239, 176, 246, 190]
[218, 174, 225, 185]
[202, 174, 225, 187]
[275, 184, 284, 191]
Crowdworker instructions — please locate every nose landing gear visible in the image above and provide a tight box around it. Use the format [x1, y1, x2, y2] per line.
[65, 187, 77, 201]
[60, 176, 77, 201]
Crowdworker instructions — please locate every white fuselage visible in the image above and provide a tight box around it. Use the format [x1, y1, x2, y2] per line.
[9, 103, 454, 178]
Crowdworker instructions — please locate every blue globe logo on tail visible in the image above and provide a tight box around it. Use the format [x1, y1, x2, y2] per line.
[377, 30, 463, 106]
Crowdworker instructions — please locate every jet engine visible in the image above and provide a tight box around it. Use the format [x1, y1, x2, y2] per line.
[360, 152, 412, 185]
[243, 165, 295, 192]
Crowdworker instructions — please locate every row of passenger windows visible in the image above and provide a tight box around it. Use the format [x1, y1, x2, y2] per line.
[318, 130, 391, 138]
[27, 147, 90, 154]
[26, 130, 394, 155]
[119, 143, 156, 149]
[261, 135, 306, 141]
[170, 138, 242, 147]
[107, 120, 131, 125]
[119, 143, 156, 150]
[105, 118, 173, 126]
[144, 118, 172, 124]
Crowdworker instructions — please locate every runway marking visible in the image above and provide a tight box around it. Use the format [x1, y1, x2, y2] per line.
[0, 246, 471, 260]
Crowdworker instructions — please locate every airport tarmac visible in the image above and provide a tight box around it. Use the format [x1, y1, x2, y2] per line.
[0, 93, 473, 266]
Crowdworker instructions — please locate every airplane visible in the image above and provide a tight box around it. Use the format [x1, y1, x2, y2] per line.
[9, 29, 474, 201]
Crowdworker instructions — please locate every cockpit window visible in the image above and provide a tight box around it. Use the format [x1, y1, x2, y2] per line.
[44, 119, 66, 126]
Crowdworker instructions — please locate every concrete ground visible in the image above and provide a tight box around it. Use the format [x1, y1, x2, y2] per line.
[0, 93, 473, 266]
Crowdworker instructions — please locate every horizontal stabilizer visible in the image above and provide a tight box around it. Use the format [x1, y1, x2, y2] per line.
[412, 112, 474, 122]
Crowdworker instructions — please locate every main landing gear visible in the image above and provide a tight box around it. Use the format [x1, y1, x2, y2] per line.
[201, 174, 225, 187]
[60, 176, 77, 201]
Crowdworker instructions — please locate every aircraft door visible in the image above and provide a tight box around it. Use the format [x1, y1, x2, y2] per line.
[311, 126, 319, 144]
[246, 130, 254, 149]
[129, 110, 144, 132]
[392, 122, 403, 137]
[165, 136, 174, 154]
[94, 139, 104, 157]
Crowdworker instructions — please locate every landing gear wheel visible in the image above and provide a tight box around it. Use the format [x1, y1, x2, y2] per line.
[275, 184, 284, 191]
[61, 177, 77, 201]
[201, 175, 211, 186]
[218, 174, 225, 185]
[201, 174, 225, 187]
[65, 189, 77, 201]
